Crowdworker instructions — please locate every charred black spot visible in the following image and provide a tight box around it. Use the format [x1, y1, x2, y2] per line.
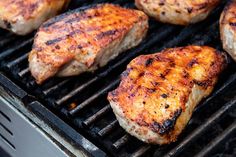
[188, 59, 198, 67]
[145, 58, 154, 67]
[183, 70, 189, 78]
[139, 72, 145, 77]
[161, 11, 165, 15]
[158, 2, 164, 6]
[187, 8, 193, 14]
[3, 20, 11, 29]
[161, 94, 168, 98]
[160, 73, 165, 79]
[55, 45, 60, 49]
[77, 45, 83, 49]
[170, 61, 175, 67]
[151, 109, 182, 135]
[165, 104, 169, 109]
[143, 101, 146, 104]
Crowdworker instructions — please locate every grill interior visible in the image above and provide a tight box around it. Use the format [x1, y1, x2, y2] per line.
[0, 0, 236, 156]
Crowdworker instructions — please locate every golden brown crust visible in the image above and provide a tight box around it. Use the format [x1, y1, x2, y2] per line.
[29, 4, 148, 84]
[108, 46, 226, 143]
[0, 0, 69, 20]
[135, 0, 220, 25]
[220, 0, 236, 61]
[0, 0, 70, 35]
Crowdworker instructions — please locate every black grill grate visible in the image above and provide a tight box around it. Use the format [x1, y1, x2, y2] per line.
[0, 0, 236, 156]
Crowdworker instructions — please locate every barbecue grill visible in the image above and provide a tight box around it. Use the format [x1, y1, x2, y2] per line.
[0, 0, 235, 157]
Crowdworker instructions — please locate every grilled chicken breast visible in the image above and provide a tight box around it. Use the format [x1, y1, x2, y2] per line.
[220, 0, 236, 62]
[0, 0, 70, 35]
[108, 46, 226, 144]
[135, 0, 220, 25]
[29, 4, 148, 84]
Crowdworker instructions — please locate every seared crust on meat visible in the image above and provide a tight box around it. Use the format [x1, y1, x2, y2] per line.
[135, 0, 220, 25]
[0, 0, 70, 35]
[108, 46, 226, 144]
[220, 0, 236, 62]
[29, 4, 148, 84]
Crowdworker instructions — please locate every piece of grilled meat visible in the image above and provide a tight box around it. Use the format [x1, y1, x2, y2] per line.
[0, 0, 70, 35]
[220, 0, 236, 62]
[135, 0, 220, 25]
[108, 46, 226, 144]
[29, 4, 148, 84]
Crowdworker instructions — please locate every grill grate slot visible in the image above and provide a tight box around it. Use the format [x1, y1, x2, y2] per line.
[0, 123, 13, 136]
[0, 111, 11, 122]
[0, 133, 15, 150]
[195, 121, 236, 157]
[163, 97, 236, 157]
[0, 0, 235, 156]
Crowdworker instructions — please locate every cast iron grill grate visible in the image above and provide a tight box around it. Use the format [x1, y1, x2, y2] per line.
[0, 0, 235, 156]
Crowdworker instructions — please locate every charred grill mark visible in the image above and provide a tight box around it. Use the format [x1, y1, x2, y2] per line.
[96, 30, 118, 40]
[42, 4, 100, 28]
[145, 58, 154, 67]
[150, 109, 182, 135]
[160, 69, 171, 79]
[45, 29, 83, 45]
[45, 37, 64, 45]
[147, 88, 156, 93]
[193, 80, 212, 88]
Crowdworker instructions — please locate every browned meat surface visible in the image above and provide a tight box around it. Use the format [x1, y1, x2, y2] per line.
[0, 0, 70, 35]
[108, 46, 226, 144]
[135, 0, 220, 25]
[29, 4, 148, 84]
[220, 0, 236, 62]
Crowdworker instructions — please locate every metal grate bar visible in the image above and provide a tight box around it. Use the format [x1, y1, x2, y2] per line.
[18, 67, 30, 78]
[0, 38, 32, 60]
[97, 120, 118, 137]
[0, 34, 16, 47]
[42, 79, 70, 95]
[196, 73, 236, 112]
[112, 134, 130, 150]
[194, 121, 236, 157]
[6, 53, 28, 69]
[82, 105, 111, 127]
[163, 98, 236, 157]
[131, 145, 152, 157]
[69, 79, 119, 115]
